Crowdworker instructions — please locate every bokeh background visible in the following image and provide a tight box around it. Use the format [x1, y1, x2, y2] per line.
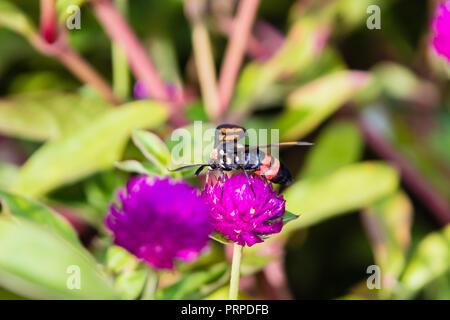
[0, 0, 449, 300]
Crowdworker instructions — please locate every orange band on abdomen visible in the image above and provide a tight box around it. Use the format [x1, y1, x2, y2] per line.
[256, 155, 279, 180]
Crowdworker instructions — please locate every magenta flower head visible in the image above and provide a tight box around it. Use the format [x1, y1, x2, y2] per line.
[105, 176, 212, 270]
[431, 1, 450, 61]
[203, 174, 286, 247]
[133, 81, 149, 100]
[134, 81, 179, 101]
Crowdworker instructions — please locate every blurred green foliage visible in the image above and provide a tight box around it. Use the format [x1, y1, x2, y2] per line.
[0, 0, 448, 300]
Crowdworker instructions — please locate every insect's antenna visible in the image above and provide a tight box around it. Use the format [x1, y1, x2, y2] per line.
[277, 141, 314, 147]
[245, 141, 314, 150]
[168, 164, 209, 172]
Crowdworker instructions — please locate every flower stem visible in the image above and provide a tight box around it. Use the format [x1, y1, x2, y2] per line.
[92, 0, 168, 102]
[229, 243, 243, 300]
[31, 34, 120, 104]
[218, 0, 261, 114]
[190, 19, 220, 122]
[40, 0, 58, 44]
[111, 0, 130, 100]
[56, 45, 121, 104]
[359, 115, 450, 224]
[141, 268, 159, 300]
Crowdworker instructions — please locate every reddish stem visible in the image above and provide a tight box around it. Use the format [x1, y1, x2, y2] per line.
[218, 0, 261, 114]
[91, 0, 169, 102]
[40, 0, 58, 44]
[217, 17, 272, 61]
[58, 46, 121, 104]
[31, 33, 120, 104]
[36, 0, 119, 103]
[359, 116, 450, 225]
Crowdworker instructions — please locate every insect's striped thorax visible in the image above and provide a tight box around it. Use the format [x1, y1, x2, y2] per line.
[210, 144, 262, 171]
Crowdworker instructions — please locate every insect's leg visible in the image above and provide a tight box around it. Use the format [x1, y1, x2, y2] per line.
[244, 170, 256, 198]
[205, 170, 210, 185]
[195, 165, 206, 176]
[220, 169, 225, 200]
[263, 175, 269, 186]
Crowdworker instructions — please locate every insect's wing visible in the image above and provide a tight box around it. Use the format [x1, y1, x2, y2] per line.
[271, 162, 294, 185]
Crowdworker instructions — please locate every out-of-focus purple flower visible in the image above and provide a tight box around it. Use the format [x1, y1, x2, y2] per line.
[431, 1, 450, 61]
[134, 81, 180, 101]
[133, 81, 149, 99]
[202, 174, 286, 247]
[105, 176, 212, 270]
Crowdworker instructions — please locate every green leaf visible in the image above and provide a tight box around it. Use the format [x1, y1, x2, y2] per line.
[9, 71, 78, 94]
[361, 192, 413, 292]
[203, 285, 229, 300]
[0, 92, 112, 141]
[157, 263, 227, 300]
[165, 122, 216, 172]
[282, 161, 399, 232]
[0, 216, 116, 299]
[203, 285, 248, 300]
[115, 160, 165, 176]
[372, 62, 433, 102]
[399, 225, 450, 298]
[265, 210, 299, 228]
[211, 212, 298, 242]
[0, 0, 36, 38]
[12, 100, 168, 197]
[210, 232, 233, 245]
[0, 189, 81, 248]
[300, 120, 363, 179]
[231, 18, 326, 116]
[106, 245, 137, 274]
[277, 71, 371, 140]
[114, 269, 147, 300]
[282, 211, 299, 225]
[0, 163, 18, 190]
[148, 33, 183, 85]
[132, 130, 171, 171]
[325, 0, 381, 32]
[421, 273, 450, 300]
[0, 287, 26, 300]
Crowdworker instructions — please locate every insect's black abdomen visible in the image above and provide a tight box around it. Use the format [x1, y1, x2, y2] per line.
[270, 163, 293, 185]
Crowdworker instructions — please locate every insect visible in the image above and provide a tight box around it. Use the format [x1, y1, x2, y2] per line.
[169, 124, 312, 195]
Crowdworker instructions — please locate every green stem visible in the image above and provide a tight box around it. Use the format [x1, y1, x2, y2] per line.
[112, 0, 130, 100]
[92, 0, 168, 102]
[191, 20, 220, 122]
[229, 243, 243, 300]
[141, 268, 159, 300]
[218, 0, 261, 114]
[185, 0, 220, 122]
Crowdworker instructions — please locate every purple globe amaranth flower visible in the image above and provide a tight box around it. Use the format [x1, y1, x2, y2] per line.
[203, 174, 286, 247]
[133, 81, 149, 100]
[431, 1, 450, 61]
[134, 81, 179, 100]
[105, 176, 212, 270]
